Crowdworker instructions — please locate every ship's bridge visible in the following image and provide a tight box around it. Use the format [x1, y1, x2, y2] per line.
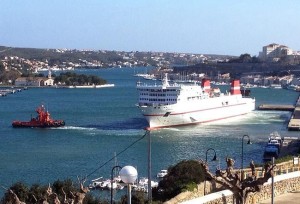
[137, 84, 181, 106]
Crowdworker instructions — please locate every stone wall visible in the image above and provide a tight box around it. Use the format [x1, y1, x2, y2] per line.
[250, 171, 300, 204]
[179, 171, 300, 204]
[165, 159, 300, 204]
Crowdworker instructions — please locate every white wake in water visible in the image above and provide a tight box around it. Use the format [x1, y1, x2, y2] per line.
[58, 126, 98, 131]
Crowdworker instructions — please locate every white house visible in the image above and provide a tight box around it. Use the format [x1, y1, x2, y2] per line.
[15, 69, 54, 86]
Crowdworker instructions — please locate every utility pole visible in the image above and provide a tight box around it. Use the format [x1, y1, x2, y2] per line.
[147, 130, 152, 203]
[271, 157, 275, 204]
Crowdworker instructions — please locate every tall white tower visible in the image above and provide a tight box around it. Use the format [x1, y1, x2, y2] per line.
[48, 68, 52, 79]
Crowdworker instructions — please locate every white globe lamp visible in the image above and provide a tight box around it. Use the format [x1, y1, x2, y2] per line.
[120, 166, 138, 184]
[120, 166, 138, 204]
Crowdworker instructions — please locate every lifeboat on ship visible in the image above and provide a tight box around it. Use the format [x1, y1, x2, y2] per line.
[12, 105, 65, 128]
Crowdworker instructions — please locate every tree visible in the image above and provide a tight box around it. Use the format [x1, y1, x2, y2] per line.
[54, 72, 107, 86]
[228, 53, 259, 63]
[0, 61, 5, 72]
[153, 160, 205, 201]
[0, 69, 21, 84]
[251, 56, 261, 63]
[199, 158, 275, 204]
[1, 178, 100, 204]
[239, 54, 252, 63]
[2, 182, 29, 203]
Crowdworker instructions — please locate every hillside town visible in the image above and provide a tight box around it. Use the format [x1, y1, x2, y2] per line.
[0, 47, 222, 71]
[1, 43, 300, 89]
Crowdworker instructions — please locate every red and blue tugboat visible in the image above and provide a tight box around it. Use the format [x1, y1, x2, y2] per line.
[12, 105, 65, 128]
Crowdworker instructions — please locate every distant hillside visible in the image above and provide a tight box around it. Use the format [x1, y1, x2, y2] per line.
[0, 46, 124, 66]
[174, 62, 300, 78]
[0, 45, 235, 66]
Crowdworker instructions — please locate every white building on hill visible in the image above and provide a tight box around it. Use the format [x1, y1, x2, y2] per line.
[258, 43, 294, 62]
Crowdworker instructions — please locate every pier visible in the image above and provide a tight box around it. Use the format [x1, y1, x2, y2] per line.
[0, 88, 25, 97]
[259, 94, 300, 131]
[288, 96, 300, 130]
[258, 104, 295, 111]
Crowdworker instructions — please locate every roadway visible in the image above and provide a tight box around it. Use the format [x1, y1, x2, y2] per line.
[259, 191, 300, 204]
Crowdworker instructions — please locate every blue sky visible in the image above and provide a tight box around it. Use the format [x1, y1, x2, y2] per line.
[1, 0, 299, 56]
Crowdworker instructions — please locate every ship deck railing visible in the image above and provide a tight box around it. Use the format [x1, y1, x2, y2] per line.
[137, 82, 195, 88]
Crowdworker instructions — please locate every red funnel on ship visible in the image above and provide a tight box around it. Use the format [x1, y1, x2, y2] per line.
[230, 80, 241, 95]
[201, 79, 211, 93]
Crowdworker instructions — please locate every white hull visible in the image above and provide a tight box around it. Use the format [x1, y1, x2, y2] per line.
[139, 95, 255, 129]
[137, 73, 255, 129]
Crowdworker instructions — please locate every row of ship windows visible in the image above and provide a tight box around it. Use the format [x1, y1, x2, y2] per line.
[138, 89, 178, 92]
[187, 96, 204, 100]
[140, 98, 177, 101]
[140, 93, 177, 96]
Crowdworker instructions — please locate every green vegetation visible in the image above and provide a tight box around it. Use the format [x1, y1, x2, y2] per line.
[0, 46, 123, 65]
[275, 154, 300, 164]
[0, 65, 21, 85]
[2, 156, 300, 203]
[153, 160, 205, 202]
[54, 72, 107, 86]
[228, 53, 261, 63]
[0, 179, 102, 204]
[1, 179, 151, 204]
[1, 160, 204, 204]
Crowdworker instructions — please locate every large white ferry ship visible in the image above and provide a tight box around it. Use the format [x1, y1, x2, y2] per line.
[136, 73, 255, 129]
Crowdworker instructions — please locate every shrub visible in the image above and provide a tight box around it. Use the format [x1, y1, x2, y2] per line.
[153, 160, 205, 201]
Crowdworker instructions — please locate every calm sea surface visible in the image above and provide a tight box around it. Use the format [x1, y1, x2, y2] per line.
[0, 67, 299, 198]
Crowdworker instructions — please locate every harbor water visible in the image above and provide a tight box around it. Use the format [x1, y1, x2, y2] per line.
[0, 67, 299, 199]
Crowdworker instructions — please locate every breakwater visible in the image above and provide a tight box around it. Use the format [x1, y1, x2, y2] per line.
[258, 104, 295, 111]
[288, 95, 300, 130]
[0, 87, 26, 96]
[258, 93, 300, 131]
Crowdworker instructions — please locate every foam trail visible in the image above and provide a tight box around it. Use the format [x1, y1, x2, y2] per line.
[58, 126, 97, 131]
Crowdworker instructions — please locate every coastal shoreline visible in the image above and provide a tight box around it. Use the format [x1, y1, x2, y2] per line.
[0, 84, 115, 89]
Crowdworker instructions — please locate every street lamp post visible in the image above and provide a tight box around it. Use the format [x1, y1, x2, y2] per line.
[120, 166, 138, 204]
[111, 165, 122, 204]
[271, 157, 275, 204]
[241, 135, 251, 180]
[147, 130, 152, 203]
[241, 134, 251, 204]
[204, 148, 217, 195]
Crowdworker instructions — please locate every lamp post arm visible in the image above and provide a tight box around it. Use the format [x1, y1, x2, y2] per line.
[111, 165, 122, 204]
[204, 148, 217, 195]
[241, 135, 250, 170]
[241, 139, 244, 170]
[205, 148, 217, 162]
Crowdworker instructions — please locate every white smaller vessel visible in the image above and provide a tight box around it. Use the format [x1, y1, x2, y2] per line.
[264, 132, 282, 161]
[157, 169, 168, 178]
[67, 84, 115, 88]
[106, 181, 118, 189]
[133, 177, 159, 193]
[89, 177, 104, 189]
[263, 144, 279, 159]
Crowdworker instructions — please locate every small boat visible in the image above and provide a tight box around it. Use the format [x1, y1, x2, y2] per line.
[132, 177, 159, 193]
[12, 105, 65, 128]
[269, 131, 282, 143]
[89, 177, 104, 189]
[263, 144, 279, 160]
[157, 169, 168, 178]
[106, 181, 118, 189]
[263, 132, 282, 161]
